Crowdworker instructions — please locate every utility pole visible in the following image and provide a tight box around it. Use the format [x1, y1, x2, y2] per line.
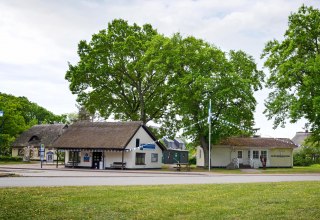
[0, 110, 3, 156]
[208, 100, 211, 172]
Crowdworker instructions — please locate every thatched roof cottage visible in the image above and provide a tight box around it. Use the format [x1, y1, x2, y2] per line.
[52, 121, 166, 169]
[12, 124, 68, 160]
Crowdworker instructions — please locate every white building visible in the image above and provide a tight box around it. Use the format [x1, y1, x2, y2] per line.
[52, 121, 166, 169]
[197, 137, 297, 168]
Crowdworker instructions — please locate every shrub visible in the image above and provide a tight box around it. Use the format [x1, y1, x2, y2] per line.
[293, 146, 320, 166]
[189, 156, 196, 165]
[0, 155, 22, 162]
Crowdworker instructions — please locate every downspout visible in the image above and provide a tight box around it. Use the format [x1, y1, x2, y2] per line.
[121, 149, 124, 170]
[56, 149, 59, 168]
[103, 150, 105, 169]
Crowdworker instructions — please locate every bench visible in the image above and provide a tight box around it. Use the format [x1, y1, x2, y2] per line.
[174, 163, 191, 171]
[65, 161, 79, 167]
[110, 162, 126, 169]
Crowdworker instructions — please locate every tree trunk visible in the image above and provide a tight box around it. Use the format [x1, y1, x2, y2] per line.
[200, 136, 210, 167]
[138, 82, 146, 124]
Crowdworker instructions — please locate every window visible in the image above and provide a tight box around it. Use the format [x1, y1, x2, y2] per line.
[253, 150, 259, 159]
[38, 148, 45, 157]
[18, 149, 24, 156]
[68, 151, 80, 163]
[136, 138, 140, 148]
[151, 153, 158, 162]
[261, 150, 267, 158]
[199, 149, 201, 158]
[248, 151, 251, 158]
[237, 151, 242, 159]
[135, 153, 145, 165]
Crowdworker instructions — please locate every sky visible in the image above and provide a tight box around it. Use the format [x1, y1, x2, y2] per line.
[0, 0, 319, 139]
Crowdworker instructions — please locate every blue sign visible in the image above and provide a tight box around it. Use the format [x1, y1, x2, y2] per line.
[84, 153, 90, 162]
[40, 144, 45, 161]
[143, 144, 155, 150]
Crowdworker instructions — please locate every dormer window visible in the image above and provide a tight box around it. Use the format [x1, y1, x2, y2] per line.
[29, 135, 40, 142]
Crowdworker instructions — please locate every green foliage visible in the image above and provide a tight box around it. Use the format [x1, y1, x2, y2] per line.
[0, 92, 65, 155]
[167, 35, 264, 166]
[294, 146, 320, 166]
[1, 182, 320, 219]
[262, 5, 320, 141]
[66, 19, 176, 124]
[0, 155, 22, 161]
[66, 19, 263, 167]
[188, 156, 196, 165]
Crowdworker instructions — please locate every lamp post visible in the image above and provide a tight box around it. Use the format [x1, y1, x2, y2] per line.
[0, 110, 3, 156]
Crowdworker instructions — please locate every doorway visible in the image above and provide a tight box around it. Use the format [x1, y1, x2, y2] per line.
[92, 152, 102, 169]
[237, 150, 243, 164]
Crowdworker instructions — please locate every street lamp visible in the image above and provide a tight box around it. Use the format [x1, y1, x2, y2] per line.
[0, 110, 3, 156]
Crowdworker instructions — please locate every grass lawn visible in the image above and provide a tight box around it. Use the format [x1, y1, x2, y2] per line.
[171, 164, 320, 174]
[0, 182, 319, 219]
[260, 164, 320, 174]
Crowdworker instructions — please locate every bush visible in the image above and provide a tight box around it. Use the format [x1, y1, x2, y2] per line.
[293, 153, 313, 166]
[189, 156, 196, 165]
[293, 146, 320, 166]
[0, 155, 22, 162]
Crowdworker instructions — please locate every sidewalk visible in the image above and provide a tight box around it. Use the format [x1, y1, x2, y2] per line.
[0, 163, 207, 177]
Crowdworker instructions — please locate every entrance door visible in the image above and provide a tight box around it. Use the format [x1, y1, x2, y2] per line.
[92, 152, 102, 169]
[237, 150, 243, 164]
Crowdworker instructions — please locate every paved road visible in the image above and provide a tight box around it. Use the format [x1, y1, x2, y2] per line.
[1, 165, 320, 187]
[1, 174, 320, 187]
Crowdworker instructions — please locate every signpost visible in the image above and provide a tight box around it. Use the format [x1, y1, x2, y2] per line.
[40, 144, 45, 168]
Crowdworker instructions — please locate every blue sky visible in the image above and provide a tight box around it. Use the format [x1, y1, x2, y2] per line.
[1, 0, 319, 138]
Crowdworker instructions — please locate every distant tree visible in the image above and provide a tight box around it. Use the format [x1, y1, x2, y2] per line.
[262, 5, 320, 142]
[166, 35, 264, 167]
[66, 19, 177, 124]
[0, 93, 65, 155]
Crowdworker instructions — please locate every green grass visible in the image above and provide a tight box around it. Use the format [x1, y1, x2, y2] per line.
[165, 164, 320, 174]
[1, 182, 320, 219]
[260, 164, 320, 174]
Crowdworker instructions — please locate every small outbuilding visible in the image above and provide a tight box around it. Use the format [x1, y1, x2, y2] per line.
[52, 121, 166, 169]
[197, 137, 297, 168]
[162, 137, 189, 164]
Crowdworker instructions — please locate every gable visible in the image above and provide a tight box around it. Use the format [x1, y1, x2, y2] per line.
[124, 126, 165, 151]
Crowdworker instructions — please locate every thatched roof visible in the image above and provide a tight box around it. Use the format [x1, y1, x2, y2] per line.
[219, 137, 297, 148]
[291, 131, 311, 147]
[52, 121, 165, 150]
[12, 124, 68, 148]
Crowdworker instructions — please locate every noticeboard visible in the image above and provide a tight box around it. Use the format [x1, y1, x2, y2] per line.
[40, 144, 45, 161]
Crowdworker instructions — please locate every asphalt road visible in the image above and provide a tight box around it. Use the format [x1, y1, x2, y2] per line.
[1, 165, 320, 187]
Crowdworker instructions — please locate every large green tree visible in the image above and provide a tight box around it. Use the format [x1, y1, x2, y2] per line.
[262, 5, 320, 142]
[0, 93, 65, 155]
[66, 19, 263, 166]
[166, 35, 264, 166]
[66, 19, 177, 124]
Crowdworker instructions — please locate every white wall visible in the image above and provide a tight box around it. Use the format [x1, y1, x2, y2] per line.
[211, 146, 231, 167]
[103, 127, 163, 169]
[64, 127, 163, 169]
[196, 146, 205, 167]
